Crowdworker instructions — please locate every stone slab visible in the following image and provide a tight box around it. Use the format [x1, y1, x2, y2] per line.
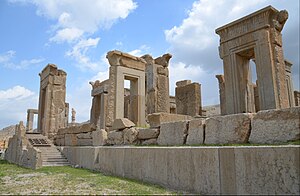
[77, 138, 93, 146]
[107, 130, 124, 145]
[92, 129, 107, 146]
[186, 119, 205, 145]
[157, 121, 188, 145]
[112, 118, 135, 130]
[137, 128, 159, 139]
[249, 106, 300, 144]
[205, 113, 252, 144]
[147, 113, 193, 128]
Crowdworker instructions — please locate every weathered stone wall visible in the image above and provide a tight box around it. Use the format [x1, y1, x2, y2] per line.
[4, 122, 42, 169]
[60, 145, 300, 195]
[55, 123, 107, 146]
[56, 107, 299, 146]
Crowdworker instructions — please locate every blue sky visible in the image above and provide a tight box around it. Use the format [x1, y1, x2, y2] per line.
[0, 0, 299, 129]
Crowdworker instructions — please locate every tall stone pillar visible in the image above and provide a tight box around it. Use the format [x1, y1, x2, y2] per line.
[284, 60, 295, 107]
[142, 53, 172, 115]
[216, 75, 226, 115]
[37, 64, 68, 140]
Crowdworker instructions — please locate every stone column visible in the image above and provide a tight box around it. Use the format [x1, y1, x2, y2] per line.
[216, 75, 226, 115]
[285, 60, 295, 107]
[26, 109, 38, 132]
[294, 91, 300, 106]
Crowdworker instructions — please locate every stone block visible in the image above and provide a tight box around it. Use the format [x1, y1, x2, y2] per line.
[77, 132, 92, 139]
[186, 119, 205, 145]
[176, 80, 191, 87]
[141, 138, 157, 145]
[205, 113, 252, 144]
[107, 130, 124, 145]
[157, 121, 188, 145]
[137, 128, 159, 139]
[112, 118, 135, 130]
[147, 113, 193, 128]
[77, 138, 93, 146]
[249, 107, 300, 144]
[123, 127, 138, 144]
[176, 82, 201, 116]
[65, 134, 77, 146]
[92, 129, 108, 146]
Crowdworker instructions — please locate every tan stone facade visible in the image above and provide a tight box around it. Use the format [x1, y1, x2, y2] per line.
[216, 6, 290, 114]
[37, 64, 69, 140]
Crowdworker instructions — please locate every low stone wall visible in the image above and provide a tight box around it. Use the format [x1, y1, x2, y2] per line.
[55, 123, 107, 146]
[59, 146, 300, 195]
[153, 106, 300, 145]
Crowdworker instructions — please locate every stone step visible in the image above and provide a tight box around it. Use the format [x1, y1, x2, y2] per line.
[42, 163, 71, 167]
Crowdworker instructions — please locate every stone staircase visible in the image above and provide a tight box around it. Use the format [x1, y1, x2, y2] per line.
[38, 146, 71, 166]
[26, 133, 70, 167]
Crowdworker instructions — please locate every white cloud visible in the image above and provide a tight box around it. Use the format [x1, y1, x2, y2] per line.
[0, 86, 34, 100]
[49, 27, 83, 43]
[0, 86, 38, 128]
[128, 45, 150, 57]
[66, 37, 101, 70]
[10, 0, 137, 43]
[0, 50, 44, 69]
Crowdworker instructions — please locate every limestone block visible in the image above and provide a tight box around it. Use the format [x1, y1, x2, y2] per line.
[92, 129, 108, 146]
[186, 119, 205, 145]
[176, 80, 191, 87]
[157, 121, 189, 145]
[147, 113, 193, 128]
[112, 118, 135, 130]
[249, 107, 300, 144]
[123, 127, 138, 144]
[107, 130, 124, 145]
[137, 128, 159, 139]
[77, 132, 92, 139]
[77, 138, 93, 146]
[141, 138, 157, 145]
[176, 82, 201, 116]
[65, 134, 78, 146]
[205, 113, 252, 144]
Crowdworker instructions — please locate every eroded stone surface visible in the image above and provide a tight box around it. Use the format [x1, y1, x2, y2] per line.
[92, 129, 108, 146]
[157, 121, 189, 145]
[186, 119, 205, 145]
[205, 113, 252, 144]
[137, 128, 159, 139]
[249, 106, 300, 144]
[112, 118, 135, 130]
[123, 127, 138, 144]
[107, 130, 123, 145]
[147, 113, 193, 128]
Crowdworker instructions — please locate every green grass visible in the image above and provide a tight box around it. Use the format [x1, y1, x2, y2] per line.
[0, 160, 175, 195]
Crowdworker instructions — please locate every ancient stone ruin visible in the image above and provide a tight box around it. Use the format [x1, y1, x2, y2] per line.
[3, 5, 299, 195]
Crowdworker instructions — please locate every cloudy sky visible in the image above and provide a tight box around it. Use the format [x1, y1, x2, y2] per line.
[0, 0, 299, 129]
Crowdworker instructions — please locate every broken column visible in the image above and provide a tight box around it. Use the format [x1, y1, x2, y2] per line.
[90, 80, 109, 130]
[26, 109, 38, 132]
[142, 53, 172, 115]
[175, 80, 202, 116]
[216, 75, 226, 115]
[285, 60, 295, 107]
[37, 64, 69, 140]
[294, 91, 300, 106]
